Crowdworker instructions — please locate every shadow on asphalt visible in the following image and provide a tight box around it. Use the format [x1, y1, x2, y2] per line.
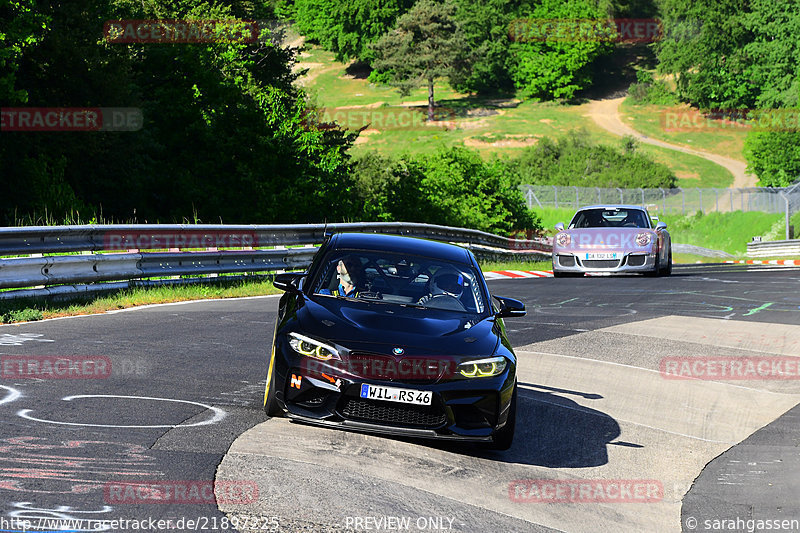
[415, 386, 622, 468]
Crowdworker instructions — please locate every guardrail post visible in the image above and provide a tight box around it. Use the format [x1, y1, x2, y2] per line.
[659, 188, 665, 213]
[616, 187, 623, 204]
[596, 187, 601, 204]
[574, 186, 579, 208]
[714, 188, 719, 212]
[640, 188, 645, 207]
[780, 191, 790, 240]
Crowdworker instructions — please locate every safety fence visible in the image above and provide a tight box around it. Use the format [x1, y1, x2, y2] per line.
[0, 222, 551, 300]
[521, 184, 800, 215]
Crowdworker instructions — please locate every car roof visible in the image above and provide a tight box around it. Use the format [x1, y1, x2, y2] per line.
[577, 204, 648, 211]
[329, 232, 473, 265]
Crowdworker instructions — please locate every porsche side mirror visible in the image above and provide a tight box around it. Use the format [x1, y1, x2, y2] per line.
[555, 222, 565, 231]
[656, 222, 667, 230]
[273, 272, 304, 294]
[494, 296, 526, 318]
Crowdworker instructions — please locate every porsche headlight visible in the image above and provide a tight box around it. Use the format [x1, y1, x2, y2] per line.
[459, 356, 507, 378]
[556, 233, 571, 247]
[288, 333, 340, 361]
[635, 232, 652, 247]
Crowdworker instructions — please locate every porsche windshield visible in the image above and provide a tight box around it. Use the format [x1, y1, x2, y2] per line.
[570, 208, 652, 229]
[312, 250, 487, 314]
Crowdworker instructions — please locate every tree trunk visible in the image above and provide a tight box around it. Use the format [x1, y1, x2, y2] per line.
[427, 78, 435, 122]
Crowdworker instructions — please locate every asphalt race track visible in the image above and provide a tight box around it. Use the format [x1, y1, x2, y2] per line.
[1, 263, 799, 533]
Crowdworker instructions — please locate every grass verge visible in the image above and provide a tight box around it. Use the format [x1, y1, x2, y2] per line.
[479, 260, 552, 272]
[0, 279, 282, 324]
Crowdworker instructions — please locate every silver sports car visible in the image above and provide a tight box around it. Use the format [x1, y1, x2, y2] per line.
[552, 205, 672, 277]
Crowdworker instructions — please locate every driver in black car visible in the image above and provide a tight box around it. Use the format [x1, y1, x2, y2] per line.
[418, 269, 465, 307]
[319, 257, 363, 297]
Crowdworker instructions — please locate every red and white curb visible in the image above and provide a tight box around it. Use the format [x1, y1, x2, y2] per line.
[725, 260, 799, 266]
[484, 270, 553, 280]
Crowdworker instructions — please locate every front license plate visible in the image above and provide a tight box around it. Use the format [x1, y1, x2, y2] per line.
[585, 252, 619, 260]
[359, 384, 432, 406]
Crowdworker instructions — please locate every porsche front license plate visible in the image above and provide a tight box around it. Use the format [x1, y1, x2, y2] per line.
[360, 384, 432, 406]
[584, 252, 619, 260]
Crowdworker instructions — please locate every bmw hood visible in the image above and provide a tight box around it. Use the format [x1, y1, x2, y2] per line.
[296, 296, 499, 357]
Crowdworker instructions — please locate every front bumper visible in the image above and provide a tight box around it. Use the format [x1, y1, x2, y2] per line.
[552, 251, 657, 274]
[273, 345, 515, 442]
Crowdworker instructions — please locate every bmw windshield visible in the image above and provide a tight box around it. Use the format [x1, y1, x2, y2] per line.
[310, 250, 488, 315]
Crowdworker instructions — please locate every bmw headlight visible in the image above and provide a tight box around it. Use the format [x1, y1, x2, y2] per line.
[459, 356, 507, 378]
[635, 232, 652, 247]
[556, 233, 571, 247]
[288, 333, 341, 361]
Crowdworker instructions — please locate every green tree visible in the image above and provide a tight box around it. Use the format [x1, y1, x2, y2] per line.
[371, 0, 470, 121]
[507, 0, 616, 100]
[449, 0, 515, 94]
[1, 0, 355, 225]
[742, 0, 800, 109]
[349, 148, 541, 235]
[0, 0, 48, 104]
[502, 130, 677, 188]
[294, 0, 414, 62]
[744, 131, 800, 187]
[655, 0, 755, 109]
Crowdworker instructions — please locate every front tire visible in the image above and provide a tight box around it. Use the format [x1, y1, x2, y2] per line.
[263, 350, 282, 417]
[663, 249, 673, 276]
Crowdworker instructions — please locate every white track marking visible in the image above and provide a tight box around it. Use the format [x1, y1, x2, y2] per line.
[0, 385, 22, 406]
[16, 394, 226, 428]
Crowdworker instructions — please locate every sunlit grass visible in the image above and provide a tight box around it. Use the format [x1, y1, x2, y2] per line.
[0, 279, 282, 324]
[300, 45, 740, 188]
[620, 98, 749, 162]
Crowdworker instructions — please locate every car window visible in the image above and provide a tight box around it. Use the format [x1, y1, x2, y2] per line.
[311, 250, 487, 314]
[569, 208, 651, 229]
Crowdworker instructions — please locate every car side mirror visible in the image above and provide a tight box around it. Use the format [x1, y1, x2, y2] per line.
[493, 296, 526, 318]
[555, 222, 565, 231]
[656, 221, 667, 230]
[273, 272, 304, 294]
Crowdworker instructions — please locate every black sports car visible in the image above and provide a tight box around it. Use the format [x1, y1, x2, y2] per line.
[263, 232, 526, 449]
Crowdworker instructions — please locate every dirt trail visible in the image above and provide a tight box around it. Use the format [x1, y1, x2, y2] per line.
[583, 97, 757, 188]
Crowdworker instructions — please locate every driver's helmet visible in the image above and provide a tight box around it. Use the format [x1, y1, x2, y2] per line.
[431, 270, 464, 298]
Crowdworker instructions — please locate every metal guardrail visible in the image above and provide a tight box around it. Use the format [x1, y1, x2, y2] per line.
[0, 223, 551, 300]
[746, 240, 800, 258]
